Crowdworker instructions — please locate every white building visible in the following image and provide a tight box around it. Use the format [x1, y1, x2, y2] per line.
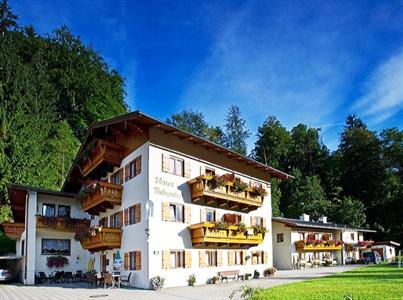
[3, 111, 291, 288]
[272, 215, 375, 270]
[370, 241, 400, 262]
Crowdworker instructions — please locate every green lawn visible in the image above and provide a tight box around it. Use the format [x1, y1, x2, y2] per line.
[250, 264, 403, 300]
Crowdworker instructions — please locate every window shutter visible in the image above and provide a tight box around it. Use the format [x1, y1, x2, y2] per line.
[135, 251, 141, 270]
[263, 217, 267, 228]
[252, 253, 257, 265]
[124, 164, 130, 181]
[162, 250, 171, 269]
[135, 156, 142, 175]
[184, 251, 192, 268]
[117, 169, 123, 184]
[199, 250, 206, 267]
[184, 206, 191, 224]
[118, 211, 123, 228]
[184, 161, 191, 178]
[250, 216, 256, 226]
[109, 215, 113, 227]
[124, 208, 129, 226]
[162, 154, 170, 173]
[200, 208, 205, 222]
[162, 202, 170, 221]
[264, 251, 268, 264]
[228, 251, 235, 266]
[124, 253, 129, 270]
[217, 251, 223, 267]
[242, 251, 247, 265]
[135, 203, 141, 223]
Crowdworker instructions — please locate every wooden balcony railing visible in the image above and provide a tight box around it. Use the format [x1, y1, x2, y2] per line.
[188, 175, 264, 212]
[36, 216, 90, 232]
[1, 222, 25, 239]
[294, 240, 343, 251]
[80, 227, 122, 252]
[81, 139, 124, 177]
[81, 182, 122, 214]
[188, 222, 264, 249]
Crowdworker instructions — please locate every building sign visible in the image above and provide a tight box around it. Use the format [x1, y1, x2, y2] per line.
[152, 177, 182, 199]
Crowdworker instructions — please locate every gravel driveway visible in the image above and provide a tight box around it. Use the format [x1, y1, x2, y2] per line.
[0, 265, 362, 300]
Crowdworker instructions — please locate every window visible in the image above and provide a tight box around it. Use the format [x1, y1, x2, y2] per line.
[350, 233, 355, 241]
[255, 217, 263, 226]
[110, 211, 122, 228]
[205, 250, 217, 267]
[253, 251, 265, 264]
[322, 233, 331, 241]
[205, 209, 216, 222]
[168, 156, 184, 176]
[170, 250, 184, 268]
[129, 252, 137, 270]
[205, 167, 215, 176]
[41, 239, 70, 255]
[58, 205, 70, 217]
[277, 233, 284, 243]
[169, 203, 184, 222]
[126, 156, 142, 181]
[127, 204, 140, 225]
[99, 217, 108, 227]
[110, 169, 123, 185]
[234, 251, 243, 265]
[42, 204, 55, 217]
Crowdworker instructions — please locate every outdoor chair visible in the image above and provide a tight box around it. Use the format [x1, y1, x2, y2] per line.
[120, 272, 131, 288]
[38, 272, 50, 284]
[103, 273, 114, 289]
[74, 270, 83, 282]
[86, 273, 96, 287]
[64, 272, 73, 283]
[53, 271, 62, 283]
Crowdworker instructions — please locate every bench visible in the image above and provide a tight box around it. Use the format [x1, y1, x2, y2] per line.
[218, 270, 244, 283]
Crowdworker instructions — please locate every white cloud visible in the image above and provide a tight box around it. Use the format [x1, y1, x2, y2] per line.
[180, 3, 357, 150]
[352, 49, 403, 124]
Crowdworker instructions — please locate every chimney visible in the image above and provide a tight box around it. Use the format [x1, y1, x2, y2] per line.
[318, 216, 328, 223]
[299, 213, 310, 221]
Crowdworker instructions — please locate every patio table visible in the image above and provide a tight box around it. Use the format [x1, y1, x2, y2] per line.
[112, 274, 121, 288]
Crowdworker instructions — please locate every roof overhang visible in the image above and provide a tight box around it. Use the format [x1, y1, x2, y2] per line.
[62, 111, 293, 192]
[373, 241, 400, 247]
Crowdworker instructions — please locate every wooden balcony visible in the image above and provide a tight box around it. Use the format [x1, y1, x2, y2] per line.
[294, 240, 342, 252]
[188, 222, 264, 249]
[1, 222, 25, 239]
[80, 227, 122, 252]
[81, 139, 124, 177]
[81, 182, 122, 214]
[36, 216, 90, 232]
[188, 176, 264, 213]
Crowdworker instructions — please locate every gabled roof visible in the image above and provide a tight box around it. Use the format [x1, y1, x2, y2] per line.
[7, 184, 76, 222]
[272, 217, 376, 233]
[62, 111, 293, 192]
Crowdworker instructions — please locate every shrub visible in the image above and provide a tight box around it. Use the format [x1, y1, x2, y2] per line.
[252, 225, 266, 235]
[253, 270, 260, 279]
[211, 276, 220, 284]
[229, 285, 263, 300]
[245, 273, 252, 280]
[263, 267, 277, 277]
[150, 276, 165, 290]
[213, 221, 229, 231]
[188, 274, 196, 286]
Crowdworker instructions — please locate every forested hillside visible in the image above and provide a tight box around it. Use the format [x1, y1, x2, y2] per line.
[0, 1, 127, 221]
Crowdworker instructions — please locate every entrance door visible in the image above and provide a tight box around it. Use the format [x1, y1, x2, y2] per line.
[101, 254, 108, 272]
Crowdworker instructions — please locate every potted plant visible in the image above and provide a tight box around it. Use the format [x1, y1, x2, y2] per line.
[211, 276, 220, 284]
[231, 180, 249, 194]
[46, 256, 69, 268]
[76, 180, 98, 201]
[206, 175, 226, 191]
[249, 186, 268, 198]
[213, 221, 228, 231]
[188, 274, 196, 286]
[252, 225, 266, 236]
[263, 267, 277, 277]
[237, 222, 247, 234]
[245, 273, 252, 280]
[253, 270, 260, 279]
[150, 276, 165, 290]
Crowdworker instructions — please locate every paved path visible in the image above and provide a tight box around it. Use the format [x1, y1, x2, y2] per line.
[0, 265, 362, 300]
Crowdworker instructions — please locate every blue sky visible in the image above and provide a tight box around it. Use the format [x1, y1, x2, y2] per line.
[11, 0, 403, 150]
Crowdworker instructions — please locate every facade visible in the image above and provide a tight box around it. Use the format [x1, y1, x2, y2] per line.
[272, 215, 375, 270]
[370, 241, 400, 262]
[3, 111, 291, 288]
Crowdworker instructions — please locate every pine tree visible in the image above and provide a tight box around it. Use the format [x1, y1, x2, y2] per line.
[224, 105, 250, 155]
[0, 0, 17, 35]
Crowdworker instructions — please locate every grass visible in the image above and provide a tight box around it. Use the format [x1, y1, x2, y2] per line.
[250, 264, 403, 300]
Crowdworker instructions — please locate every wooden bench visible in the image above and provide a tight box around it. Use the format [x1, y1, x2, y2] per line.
[218, 270, 244, 282]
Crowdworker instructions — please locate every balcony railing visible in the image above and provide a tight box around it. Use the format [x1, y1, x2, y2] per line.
[1, 222, 25, 239]
[81, 139, 124, 177]
[80, 182, 122, 214]
[36, 216, 90, 232]
[80, 227, 122, 252]
[188, 222, 264, 249]
[188, 175, 264, 213]
[294, 240, 343, 251]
